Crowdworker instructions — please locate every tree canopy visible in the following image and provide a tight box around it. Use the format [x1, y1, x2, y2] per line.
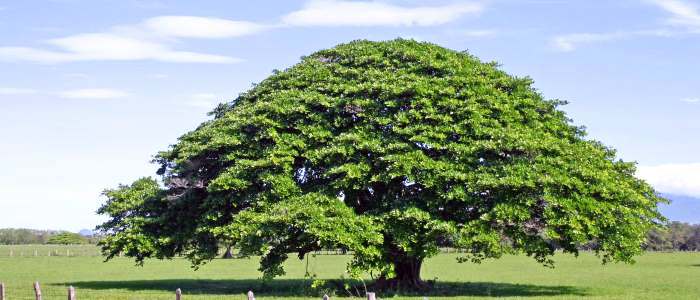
[97, 39, 665, 289]
[47, 232, 88, 245]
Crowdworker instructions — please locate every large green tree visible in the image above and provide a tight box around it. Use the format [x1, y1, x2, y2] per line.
[97, 39, 665, 289]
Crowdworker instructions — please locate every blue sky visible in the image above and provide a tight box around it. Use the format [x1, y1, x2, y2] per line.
[0, 0, 698, 231]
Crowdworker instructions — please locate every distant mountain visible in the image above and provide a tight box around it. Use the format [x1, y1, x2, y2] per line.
[78, 229, 94, 237]
[659, 194, 700, 224]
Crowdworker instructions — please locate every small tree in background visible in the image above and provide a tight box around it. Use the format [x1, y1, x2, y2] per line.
[47, 232, 87, 245]
[97, 39, 666, 290]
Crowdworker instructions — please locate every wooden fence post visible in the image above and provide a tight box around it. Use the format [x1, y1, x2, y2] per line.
[366, 292, 376, 300]
[34, 281, 42, 300]
[68, 286, 76, 300]
[247, 290, 255, 300]
[1, 282, 5, 300]
[175, 288, 182, 300]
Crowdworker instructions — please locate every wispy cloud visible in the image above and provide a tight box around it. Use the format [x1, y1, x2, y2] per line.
[0, 1, 491, 64]
[551, 29, 675, 52]
[58, 88, 129, 99]
[681, 97, 700, 103]
[282, 0, 483, 27]
[144, 16, 265, 38]
[0, 16, 256, 64]
[647, 0, 700, 29]
[0, 38, 238, 64]
[551, 32, 624, 52]
[0, 87, 37, 95]
[2, 87, 133, 99]
[638, 163, 700, 197]
[551, 0, 700, 52]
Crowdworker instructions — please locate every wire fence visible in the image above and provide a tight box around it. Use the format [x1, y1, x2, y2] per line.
[0, 282, 377, 300]
[0, 245, 102, 257]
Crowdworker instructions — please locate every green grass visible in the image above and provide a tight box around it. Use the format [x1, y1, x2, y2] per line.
[0, 250, 699, 299]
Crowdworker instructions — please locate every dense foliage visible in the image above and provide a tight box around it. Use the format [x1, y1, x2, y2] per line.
[47, 232, 89, 245]
[97, 39, 665, 289]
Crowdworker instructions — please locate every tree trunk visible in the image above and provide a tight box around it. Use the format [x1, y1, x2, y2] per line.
[375, 255, 428, 291]
[222, 245, 233, 259]
[393, 256, 424, 288]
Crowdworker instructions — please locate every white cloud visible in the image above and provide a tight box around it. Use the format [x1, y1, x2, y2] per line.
[637, 163, 700, 197]
[282, 0, 483, 27]
[0, 33, 239, 64]
[647, 0, 700, 29]
[0, 3, 488, 63]
[551, 0, 700, 52]
[551, 29, 676, 52]
[0, 87, 37, 95]
[0, 47, 72, 63]
[2, 87, 133, 99]
[0, 16, 251, 64]
[682, 97, 700, 103]
[58, 88, 129, 99]
[551, 33, 617, 52]
[0, 2, 487, 63]
[145, 16, 265, 38]
[50, 34, 165, 60]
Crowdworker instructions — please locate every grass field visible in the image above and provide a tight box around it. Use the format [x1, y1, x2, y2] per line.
[1, 248, 699, 299]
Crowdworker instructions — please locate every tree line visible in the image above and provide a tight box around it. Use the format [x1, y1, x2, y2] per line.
[0, 228, 98, 245]
[2, 221, 698, 251]
[645, 222, 700, 251]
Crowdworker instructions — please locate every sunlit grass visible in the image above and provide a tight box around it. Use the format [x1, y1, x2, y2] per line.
[0, 250, 699, 299]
